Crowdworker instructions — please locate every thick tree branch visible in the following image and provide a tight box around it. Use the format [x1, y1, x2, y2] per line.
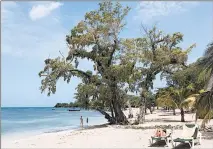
[40, 69, 92, 78]
[108, 36, 118, 66]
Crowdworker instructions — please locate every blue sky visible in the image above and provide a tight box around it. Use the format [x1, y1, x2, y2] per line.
[2, 1, 213, 107]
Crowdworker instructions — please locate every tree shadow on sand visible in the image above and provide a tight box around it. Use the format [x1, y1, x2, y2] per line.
[171, 132, 213, 149]
[159, 113, 180, 116]
[148, 140, 167, 147]
[173, 142, 203, 149]
[162, 119, 193, 123]
[173, 143, 192, 149]
[149, 141, 202, 149]
[146, 118, 170, 122]
[202, 131, 213, 140]
[146, 118, 193, 123]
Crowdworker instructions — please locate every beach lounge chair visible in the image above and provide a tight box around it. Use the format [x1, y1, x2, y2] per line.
[172, 124, 202, 148]
[149, 128, 172, 147]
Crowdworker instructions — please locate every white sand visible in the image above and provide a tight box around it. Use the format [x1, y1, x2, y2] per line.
[2, 108, 213, 148]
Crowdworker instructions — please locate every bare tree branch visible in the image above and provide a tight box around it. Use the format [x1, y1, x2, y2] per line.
[59, 51, 65, 59]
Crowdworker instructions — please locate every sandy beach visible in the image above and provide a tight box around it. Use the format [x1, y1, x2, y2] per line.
[2, 108, 213, 148]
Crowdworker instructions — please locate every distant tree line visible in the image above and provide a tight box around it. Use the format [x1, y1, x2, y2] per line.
[54, 94, 156, 110]
[54, 102, 81, 108]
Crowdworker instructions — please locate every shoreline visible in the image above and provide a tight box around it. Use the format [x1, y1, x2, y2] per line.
[2, 108, 213, 148]
[2, 121, 109, 141]
[2, 107, 108, 141]
[2, 122, 110, 148]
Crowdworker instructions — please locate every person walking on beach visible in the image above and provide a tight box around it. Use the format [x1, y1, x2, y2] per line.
[86, 117, 89, 127]
[80, 116, 83, 128]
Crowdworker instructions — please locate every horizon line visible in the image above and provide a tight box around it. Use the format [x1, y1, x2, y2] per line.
[1, 106, 53, 108]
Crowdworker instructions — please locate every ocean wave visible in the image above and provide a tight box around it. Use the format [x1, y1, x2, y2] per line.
[43, 126, 78, 133]
[2, 117, 60, 124]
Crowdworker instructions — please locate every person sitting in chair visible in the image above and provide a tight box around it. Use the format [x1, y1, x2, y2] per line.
[155, 128, 167, 137]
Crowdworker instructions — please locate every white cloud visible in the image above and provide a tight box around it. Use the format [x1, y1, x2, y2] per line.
[134, 1, 199, 24]
[29, 2, 63, 21]
[2, 2, 68, 59]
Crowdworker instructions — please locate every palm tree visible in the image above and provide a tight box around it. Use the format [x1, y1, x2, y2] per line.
[156, 85, 196, 122]
[156, 88, 177, 115]
[199, 42, 213, 90]
[196, 41, 213, 127]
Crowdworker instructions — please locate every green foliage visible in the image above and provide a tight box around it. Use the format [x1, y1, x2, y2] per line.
[38, 1, 204, 125]
[38, 57, 93, 96]
[195, 90, 213, 127]
[156, 62, 205, 110]
[39, 1, 136, 124]
[126, 95, 140, 107]
[54, 103, 69, 108]
[39, 1, 132, 96]
[120, 25, 195, 123]
[122, 25, 196, 95]
[199, 41, 213, 73]
[195, 41, 213, 127]
[54, 102, 81, 108]
[155, 41, 213, 124]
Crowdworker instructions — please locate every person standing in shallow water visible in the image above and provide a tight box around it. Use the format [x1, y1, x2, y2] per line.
[80, 116, 83, 128]
[86, 117, 89, 127]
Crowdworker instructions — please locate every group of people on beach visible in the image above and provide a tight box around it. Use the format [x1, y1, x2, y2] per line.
[80, 116, 88, 128]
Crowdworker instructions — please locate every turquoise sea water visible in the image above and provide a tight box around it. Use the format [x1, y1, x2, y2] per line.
[1, 107, 107, 139]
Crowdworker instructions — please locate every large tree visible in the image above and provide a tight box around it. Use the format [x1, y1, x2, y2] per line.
[123, 26, 195, 123]
[39, 2, 136, 124]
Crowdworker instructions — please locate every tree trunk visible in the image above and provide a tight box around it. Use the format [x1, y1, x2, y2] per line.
[111, 99, 128, 124]
[127, 100, 133, 118]
[110, 103, 114, 118]
[180, 108, 185, 122]
[173, 108, 176, 115]
[105, 76, 128, 125]
[150, 107, 153, 114]
[195, 111, 198, 122]
[205, 73, 213, 91]
[96, 108, 116, 124]
[86, 94, 90, 110]
[201, 123, 206, 129]
[147, 105, 152, 114]
[137, 90, 146, 124]
[110, 81, 128, 125]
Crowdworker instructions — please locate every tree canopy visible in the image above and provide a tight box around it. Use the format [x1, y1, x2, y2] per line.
[122, 25, 195, 123]
[39, 2, 135, 124]
[38, 1, 212, 126]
